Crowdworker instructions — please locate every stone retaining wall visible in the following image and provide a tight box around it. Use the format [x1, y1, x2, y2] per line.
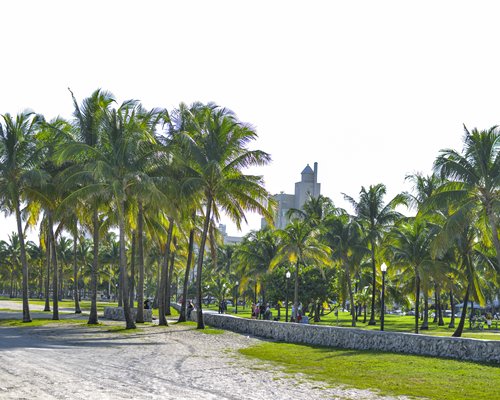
[104, 306, 152, 323]
[189, 309, 500, 364]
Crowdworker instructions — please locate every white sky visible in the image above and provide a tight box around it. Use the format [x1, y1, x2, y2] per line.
[1, 1, 500, 239]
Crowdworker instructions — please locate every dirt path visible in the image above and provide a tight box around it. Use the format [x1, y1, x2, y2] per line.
[0, 303, 406, 399]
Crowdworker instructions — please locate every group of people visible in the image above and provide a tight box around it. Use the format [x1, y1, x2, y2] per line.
[250, 301, 310, 323]
[251, 302, 273, 320]
[471, 312, 499, 329]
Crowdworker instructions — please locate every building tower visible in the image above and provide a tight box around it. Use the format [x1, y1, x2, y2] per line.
[264, 162, 321, 229]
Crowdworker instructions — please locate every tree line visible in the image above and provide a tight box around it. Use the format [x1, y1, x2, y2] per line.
[0, 89, 498, 337]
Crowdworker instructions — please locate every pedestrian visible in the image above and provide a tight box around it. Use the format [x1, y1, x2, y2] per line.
[187, 300, 194, 320]
[264, 303, 272, 320]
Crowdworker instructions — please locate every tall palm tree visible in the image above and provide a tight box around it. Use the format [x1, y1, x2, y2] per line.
[432, 216, 488, 337]
[385, 218, 440, 333]
[287, 194, 337, 229]
[234, 227, 278, 305]
[321, 213, 367, 326]
[434, 126, 500, 270]
[0, 111, 41, 322]
[176, 104, 273, 329]
[343, 184, 404, 325]
[271, 220, 331, 321]
[63, 88, 114, 324]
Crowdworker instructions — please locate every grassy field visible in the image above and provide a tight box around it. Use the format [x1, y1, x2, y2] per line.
[240, 341, 500, 400]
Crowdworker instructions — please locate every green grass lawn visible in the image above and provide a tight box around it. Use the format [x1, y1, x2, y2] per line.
[240, 341, 500, 400]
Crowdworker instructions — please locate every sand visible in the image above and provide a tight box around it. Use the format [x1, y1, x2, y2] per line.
[0, 301, 406, 399]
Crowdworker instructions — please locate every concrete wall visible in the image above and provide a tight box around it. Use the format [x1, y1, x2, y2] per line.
[104, 306, 152, 322]
[190, 310, 500, 364]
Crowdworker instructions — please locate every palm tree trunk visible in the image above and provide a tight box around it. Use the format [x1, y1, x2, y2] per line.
[15, 202, 31, 323]
[166, 247, 175, 315]
[158, 219, 174, 326]
[343, 258, 356, 327]
[48, 211, 59, 320]
[415, 274, 420, 334]
[129, 230, 136, 309]
[196, 197, 213, 329]
[44, 235, 51, 312]
[433, 287, 439, 323]
[178, 227, 195, 323]
[486, 210, 500, 271]
[453, 282, 471, 337]
[9, 272, 14, 298]
[420, 291, 429, 330]
[73, 231, 81, 314]
[88, 207, 99, 324]
[58, 257, 63, 301]
[437, 289, 444, 326]
[136, 202, 145, 323]
[153, 256, 161, 309]
[119, 201, 135, 329]
[448, 289, 455, 328]
[368, 243, 377, 325]
[38, 262, 43, 298]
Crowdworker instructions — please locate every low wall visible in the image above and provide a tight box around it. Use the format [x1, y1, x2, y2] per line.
[104, 307, 152, 323]
[190, 309, 500, 364]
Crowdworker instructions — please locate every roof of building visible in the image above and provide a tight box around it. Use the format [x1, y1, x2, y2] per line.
[301, 164, 314, 174]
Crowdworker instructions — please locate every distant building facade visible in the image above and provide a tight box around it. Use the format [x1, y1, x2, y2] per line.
[218, 224, 243, 245]
[264, 162, 321, 229]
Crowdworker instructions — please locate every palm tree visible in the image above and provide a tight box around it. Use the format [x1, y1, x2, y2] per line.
[234, 228, 278, 305]
[343, 184, 404, 325]
[321, 213, 366, 326]
[287, 194, 337, 229]
[433, 218, 488, 337]
[0, 111, 41, 322]
[176, 104, 273, 329]
[385, 218, 440, 333]
[434, 126, 500, 270]
[63, 88, 114, 324]
[271, 220, 331, 321]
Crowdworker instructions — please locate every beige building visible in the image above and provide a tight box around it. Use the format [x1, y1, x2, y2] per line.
[264, 162, 321, 229]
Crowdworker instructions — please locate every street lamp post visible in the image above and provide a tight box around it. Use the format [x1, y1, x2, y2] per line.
[235, 283, 239, 314]
[285, 270, 291, 322]
[380, 263, 388, 331]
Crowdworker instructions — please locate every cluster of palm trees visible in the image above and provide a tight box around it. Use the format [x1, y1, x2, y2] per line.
[0, 90, 498, 337]
[195, 126, 500, 337]
[0, 89, 273, 329]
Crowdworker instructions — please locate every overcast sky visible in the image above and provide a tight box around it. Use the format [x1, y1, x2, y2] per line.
[1, 1, 500, 239]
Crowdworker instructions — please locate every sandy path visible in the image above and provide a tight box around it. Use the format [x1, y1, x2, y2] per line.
[0, 304, 406, 400]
